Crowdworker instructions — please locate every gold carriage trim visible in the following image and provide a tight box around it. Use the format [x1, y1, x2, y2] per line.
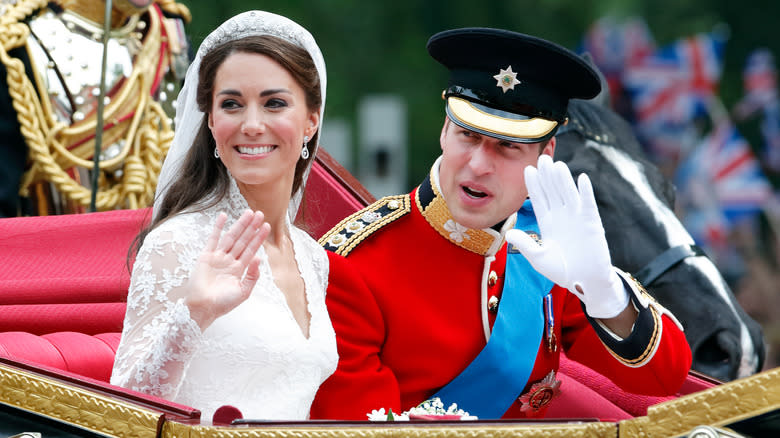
[620, 366, 780, 437]
[319, 194, 411, 257]
[0, 362, 162, 436]
[162, 419, 618, 438]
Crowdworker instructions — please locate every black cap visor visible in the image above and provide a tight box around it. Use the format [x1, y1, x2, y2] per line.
[446, 96, 559, 143]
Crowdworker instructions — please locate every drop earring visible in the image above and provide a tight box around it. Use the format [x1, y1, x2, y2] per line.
[301, 135, 310, 160]
[214, 147, 220, 158]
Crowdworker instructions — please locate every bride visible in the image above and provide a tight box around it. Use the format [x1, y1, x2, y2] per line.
[110, 10, 337, 421]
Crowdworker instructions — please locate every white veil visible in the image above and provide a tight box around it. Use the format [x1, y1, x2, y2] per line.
[153, 10, 326, 221]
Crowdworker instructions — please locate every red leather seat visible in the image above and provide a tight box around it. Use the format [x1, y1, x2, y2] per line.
[0, 331, 120, 382]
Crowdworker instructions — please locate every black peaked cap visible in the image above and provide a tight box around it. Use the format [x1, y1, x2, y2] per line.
[427, 27, 601, 142]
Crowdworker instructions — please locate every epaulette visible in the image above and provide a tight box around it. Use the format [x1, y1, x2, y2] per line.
[319, 194, 411, 256]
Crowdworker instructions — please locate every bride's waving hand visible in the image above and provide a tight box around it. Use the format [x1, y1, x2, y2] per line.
[186, 210, 270, 330]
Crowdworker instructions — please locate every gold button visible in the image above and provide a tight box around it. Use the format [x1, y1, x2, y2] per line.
[388, 200, 400, 210]
[488, 295, 499, 313]
[488, 270, 498, 287]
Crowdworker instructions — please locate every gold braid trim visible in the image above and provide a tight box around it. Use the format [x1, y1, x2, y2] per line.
[319, 195, 411, 257]
[0, 0, 47, 27]
[1, 0, 179, 210]
[156, 0, 191, 23]
[55, 0, 191, 24]
[601, 304, 662, 367]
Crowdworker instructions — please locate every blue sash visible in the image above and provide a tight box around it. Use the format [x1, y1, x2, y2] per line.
[432, 200, 554, 418]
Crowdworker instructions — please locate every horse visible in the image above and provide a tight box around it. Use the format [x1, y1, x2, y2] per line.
[554, 95, 766, 382]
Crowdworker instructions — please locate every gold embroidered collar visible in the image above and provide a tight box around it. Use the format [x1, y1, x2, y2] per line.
[416, 158, 515, 256]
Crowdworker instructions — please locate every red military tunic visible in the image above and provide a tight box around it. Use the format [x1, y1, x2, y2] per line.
[310, 170, 692, 420]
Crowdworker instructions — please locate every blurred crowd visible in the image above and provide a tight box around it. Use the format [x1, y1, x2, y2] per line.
[579, 16, 780, 372]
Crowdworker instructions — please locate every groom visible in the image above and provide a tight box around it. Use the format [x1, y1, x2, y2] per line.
[311, 27, 691, 420]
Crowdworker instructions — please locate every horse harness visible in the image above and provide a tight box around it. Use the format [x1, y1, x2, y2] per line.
[634, 244, 707, 287]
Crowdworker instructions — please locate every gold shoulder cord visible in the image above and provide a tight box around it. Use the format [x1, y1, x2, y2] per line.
[0, 0, 190, 211]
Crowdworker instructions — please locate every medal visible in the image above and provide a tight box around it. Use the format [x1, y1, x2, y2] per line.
[518, 370, 562, 413]
[544, 294, 557, 352]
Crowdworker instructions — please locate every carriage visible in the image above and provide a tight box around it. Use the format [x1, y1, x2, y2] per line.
[0, 149, 779, 437]
[0, 0, 777, 432]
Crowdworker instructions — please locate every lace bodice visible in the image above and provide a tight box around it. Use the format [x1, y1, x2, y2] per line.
[110, 180, 338, 421]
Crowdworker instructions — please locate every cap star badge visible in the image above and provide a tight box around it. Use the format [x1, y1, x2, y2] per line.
[493, 65, 521, 93]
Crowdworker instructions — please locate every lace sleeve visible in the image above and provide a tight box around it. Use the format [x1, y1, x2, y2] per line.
[110, 221, 205, 399]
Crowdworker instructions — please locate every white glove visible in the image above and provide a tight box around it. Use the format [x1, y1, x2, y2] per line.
[505, 155, 629, 319]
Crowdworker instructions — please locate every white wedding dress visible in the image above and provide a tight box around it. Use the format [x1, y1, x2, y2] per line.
[110, 179, 338, 421]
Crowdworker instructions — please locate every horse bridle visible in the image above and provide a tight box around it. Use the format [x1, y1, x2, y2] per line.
[634, 244, 707, 286]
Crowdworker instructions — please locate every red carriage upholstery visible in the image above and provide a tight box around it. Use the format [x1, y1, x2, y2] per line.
[547, 352, 716, 419]
[0, 207, 147, 383]
[0, 149, 714, 420]
[0, 332, 120, 383]
[0, 207, 145, 336]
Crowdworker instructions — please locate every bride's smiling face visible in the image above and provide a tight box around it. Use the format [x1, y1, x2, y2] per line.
[208, 51, 319, 193]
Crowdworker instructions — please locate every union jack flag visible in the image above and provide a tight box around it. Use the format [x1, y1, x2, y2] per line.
[677, 123, 772, 224]
[680, 207, 730, 258]
[733, 48, 778, 120]
[623, 32, 726, 127]
[580, 17, 655, 73]
[580, 16, 624, 76]
[636, 121, 699, 165]
[579, 17, 655, 106]
[622, 17, 656, 68]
